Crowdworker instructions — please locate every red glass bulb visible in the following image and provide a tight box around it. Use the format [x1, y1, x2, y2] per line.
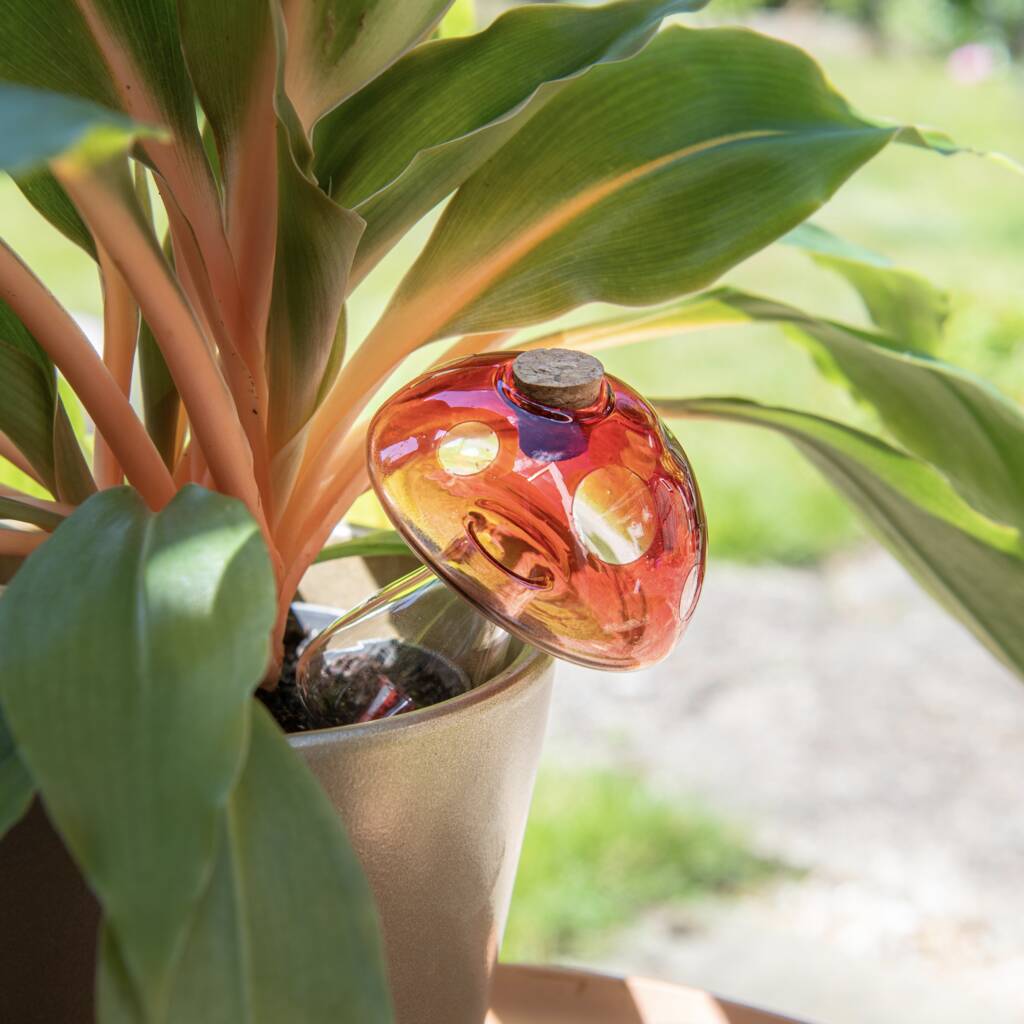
[367, 352, 706, 671]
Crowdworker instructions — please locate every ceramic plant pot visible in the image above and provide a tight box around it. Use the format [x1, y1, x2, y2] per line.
[293, 605, 554, 1024]
[0, 605, 554, 1024]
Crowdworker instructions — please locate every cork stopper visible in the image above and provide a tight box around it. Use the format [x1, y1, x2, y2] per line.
[511, 349, 605, 410]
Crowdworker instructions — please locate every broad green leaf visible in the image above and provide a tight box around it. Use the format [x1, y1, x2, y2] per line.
[0, 82, 153, 176]
[534, 286, 1024, 534]
[377, 26, 958, 349]
[0, 496, 65, 531]
[100, 705, 393, 1023]
[717, 291, 1024, 532]
[15, 170, 97, 258]
[315, 0, 707, 285]
[0, 300, 95, 502]
[662, 398, 1024, 678]
[0, 486, 277, 1016]
[0, 1, 120, 107]
[785, 223, 949, 352]
[0, 704, 33, 839]
[316, 529, 410, 563]
[267, 125, 364, 451]
[82, 0, 205, 156]
[282, 0, 452, 131]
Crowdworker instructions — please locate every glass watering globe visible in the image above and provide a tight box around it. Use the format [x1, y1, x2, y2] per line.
[296, 349, 707, 726]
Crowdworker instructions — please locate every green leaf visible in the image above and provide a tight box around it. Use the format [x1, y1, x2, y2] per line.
[0, 300, 95, 501]
[266, 124, 364, 451]
[0, 496, 65, 531]
[539, 285, 1024, 534]
[315, 529, 411, 563]
[715, 291, 1024, 532]
[0, 704, 33, 840]
[315, 0, 707, 285]
[100, 705, 394, 1023]
[282, 0, 452, 131]
[0, 486, 277, 1016]
[0, 2, 120, 108]
[0, 81, 154, 176]
[15, 169, 97, 258]
[378, 26, 957, 346]
[785, 223, 949, 352]
[138, 318, 181, 470]
[662, 398, 1024, 679]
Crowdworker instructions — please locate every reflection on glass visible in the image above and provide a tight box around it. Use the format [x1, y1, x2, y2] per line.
[571, 466, 656, 565]
[679, 563, 701, 621]
[437, 421, 500, 476]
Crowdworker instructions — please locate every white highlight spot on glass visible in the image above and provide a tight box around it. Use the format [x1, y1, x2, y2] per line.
[679, 563, 701, 621]
[437, 421, 500, 476]
[572, 466, 656, 565]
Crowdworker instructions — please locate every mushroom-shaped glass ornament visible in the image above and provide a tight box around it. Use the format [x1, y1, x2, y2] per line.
[296, 350, 706, 726]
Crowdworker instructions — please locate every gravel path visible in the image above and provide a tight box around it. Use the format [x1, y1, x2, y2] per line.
[543, 550, 1024, 1023]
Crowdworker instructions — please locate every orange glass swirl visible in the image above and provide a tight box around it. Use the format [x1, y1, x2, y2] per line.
[367, 352, 706, 671]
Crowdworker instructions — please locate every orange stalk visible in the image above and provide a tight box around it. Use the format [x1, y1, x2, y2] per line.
[163, 194, 273, 508]
[54, 167, 263, 523]
[75, 0, 272, 491]
[0, 530, 48, 557]
[93, 244, 139, 488]
[0, 243, 175, 510]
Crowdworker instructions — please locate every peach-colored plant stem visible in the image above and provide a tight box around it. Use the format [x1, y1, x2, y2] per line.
[163, 192, 274, 507]
[0, 244, 175, 510]
[0, 530, 48, 557]
[54, 168, 263, 524]
[93, 244, 139, 489]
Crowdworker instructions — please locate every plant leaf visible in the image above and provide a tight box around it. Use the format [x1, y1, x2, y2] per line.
[266, 123, 365, 452]
[0, 486, 277, 1016]
[314, 0, 708, 286]
[661, 398, 1024, 679]
[0, 81, 155, 176]
[0, 496, 65, 531]
[0, 301, 95, 502]
[281, 0, 452, 132]
[315, 529, 411, 563]
[785, 223, 949, 352]
[372, 26, 959, 353]
[0, 704, 33, 840]
[718, 291, 1024, 532]
[529, 286, 1024, 534]
[15, 169, 97, 258]
[0, 2, 120, 107]
[99, 704, 393, 1023]
[138, 317, 182, 471]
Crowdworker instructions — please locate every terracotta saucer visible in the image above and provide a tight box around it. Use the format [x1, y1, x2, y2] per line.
[488, 964, 814, 1024]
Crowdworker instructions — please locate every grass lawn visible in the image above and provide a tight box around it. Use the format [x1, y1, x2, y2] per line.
[502, 769, 786, 961]
[4, 27, 1021, 562]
